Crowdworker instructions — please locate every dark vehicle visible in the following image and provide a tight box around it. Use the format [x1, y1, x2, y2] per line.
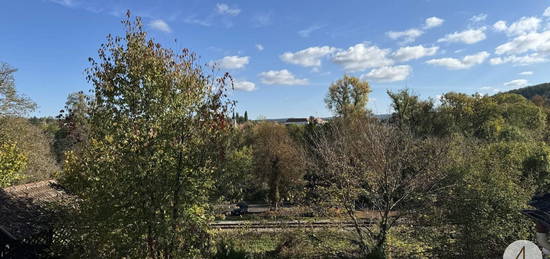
[230, 202, 249, 216]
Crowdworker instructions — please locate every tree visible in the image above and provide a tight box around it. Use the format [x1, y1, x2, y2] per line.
[325, 75, 371, 118]
[55, 12, 232, 258]
[54, 92, 90, 163]
[0, 117, 59, 183]
[419, 139, 544, 258]
[311, 118, 450, 258]
[0, 63, 36, 116]
[0, 140, 27, 188]
[387, 89, 436, 135]
[244, 111, 248, 122]
[252, 122, 304, 209]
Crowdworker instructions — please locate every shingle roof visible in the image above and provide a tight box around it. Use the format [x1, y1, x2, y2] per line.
[0, 180, 69, 240]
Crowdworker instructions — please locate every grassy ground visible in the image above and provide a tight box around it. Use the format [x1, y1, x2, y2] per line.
[213, 228, 360, 258]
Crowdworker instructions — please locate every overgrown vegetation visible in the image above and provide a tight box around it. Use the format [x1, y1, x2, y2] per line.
[1, 11, 549, 259]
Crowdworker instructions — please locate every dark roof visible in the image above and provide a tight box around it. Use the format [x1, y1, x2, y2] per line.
[0, 180, 70, 240]
[522, 193, 550, 228]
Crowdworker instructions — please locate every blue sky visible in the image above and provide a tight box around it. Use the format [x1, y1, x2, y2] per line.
[1, 0, 550, 118]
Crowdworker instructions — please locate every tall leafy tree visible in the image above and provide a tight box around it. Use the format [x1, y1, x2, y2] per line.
[325, 75, 371, 118]
[252, 122, 304, 209]
[54, 91, 90, 163]
[56, 12, 232, 258]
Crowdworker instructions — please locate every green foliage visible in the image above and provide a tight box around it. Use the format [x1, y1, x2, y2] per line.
[388, 90, 546, 140]
[252, 122, 305, 207]
[387, 89, 436, 136]
[0, 140, 27, 188]
[215, 145, 254, 202]
[0, 117, 59, 183]
[53, 92, 90, 163]
[507, 82, 550, 100]
[325, 75, 371, 118]
[416, 139, 548, 258]
[55, 12, 232, 258]
[213, 238, 248, 259]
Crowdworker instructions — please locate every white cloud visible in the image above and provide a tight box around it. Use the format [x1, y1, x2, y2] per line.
[280, 46, 336, 67]
[233, 80, 256, 91]
[362, 65, 412, 83]
[489, 54, 547, 66]
[503, 79, 528, 88]
[426, 51, 489, 70]
[386, 29, 424, 44]
[184, 16, 212, 27]
[505, 17, 541, 36]
[298, 25, 323, 38]
[545, 7, 550, 17]
[493, 17, 542, 36]
[495, 30, 550, 55]
[331, 43, 393, 71]
[49, 0, 75, 7]
[149, 19, 172, 33]
[255, 44, 264, 51]
[470, 13, 487, 23]
[216, 3, 240, 16]
[424, 17, 444, 29]
[478, 86, 501, 93]
[493, 21, 507, 31]
[391, 45, 438, 62]
[210, 56, 250, 69]
[438, 27, 487, 44]
[259, 69, 308, 85]
[519, 71, 534, 76]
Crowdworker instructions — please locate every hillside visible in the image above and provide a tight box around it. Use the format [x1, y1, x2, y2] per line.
[507, 82, 550, 100]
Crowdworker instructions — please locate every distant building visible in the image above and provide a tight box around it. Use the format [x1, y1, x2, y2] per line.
[284, 118, 309, 125]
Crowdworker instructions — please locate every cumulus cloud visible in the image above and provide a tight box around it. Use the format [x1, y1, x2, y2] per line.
[545, 7, 550, 17]
[386, 29, 424, 44]
[233, 80, 256, 91]
[149, 19, 172, 33]
[424, 17, 444, 29]
[493, 20, 507, 31]
[259, 69, 308, 85]
[503, 79, 528, 88]
[519, 71, 534, 76]
[391, 45, 438, 62]
[387, 17, 443, 44]
[331, 43, 393, 72]
[426, 51, 490, 70]
[495, 30, 550, 55]
[362, 65, 412, 83]
[255, 44, 264, 51]
[470, 13, 487, 23]
[507, 17, 541, 36]
[438, 27, 487, 44]
[210, 56, 250, 69]
[489, 54, 547, 66]
[216, 3, 240, 16]
[280, 46, 336, 67]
